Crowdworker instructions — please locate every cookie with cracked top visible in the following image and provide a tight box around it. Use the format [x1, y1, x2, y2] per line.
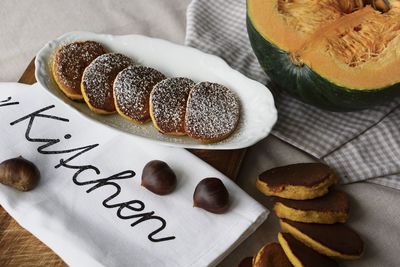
[81, 53, 134, 114]
[150, 77, 194, 134]
[114, 65, 166, 123]
[184, 82, 240, 143]
[52, 41, 106, 100]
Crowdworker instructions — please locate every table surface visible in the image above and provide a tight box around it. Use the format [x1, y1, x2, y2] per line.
[1, 1, 400, 266]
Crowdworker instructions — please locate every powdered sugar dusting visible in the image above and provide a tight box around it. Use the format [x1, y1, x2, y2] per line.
[82, 53, 134, 111]
[114, 65, 166, 122]
[54, 41, 106, 93]
[151, 77, 195, 133]
[185, 82, 240, 140]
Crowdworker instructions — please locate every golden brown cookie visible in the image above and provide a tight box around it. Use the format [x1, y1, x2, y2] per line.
[52, 41, 106, 100]
[113, 65, 166, 123]
[256, 163, 338, 200]
[150, 77, 195, 135]
[278, 232, 338, 267]
[253, 243, 293, 267]
[184, 82, 240, 143]
[280, 219, 364, 260]
[81, 53, 134, 114]
[273, 190, 349, 224]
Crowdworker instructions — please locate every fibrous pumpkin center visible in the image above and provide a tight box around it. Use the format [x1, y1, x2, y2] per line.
[326, 9, 400, 67]
[277, 0, 343, 35]
[276, 0, 400, 68]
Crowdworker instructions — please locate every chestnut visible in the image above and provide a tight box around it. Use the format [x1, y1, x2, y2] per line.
[141, 160, 177, 195]
[193, 177, 230, 214]
[0, 156, 40, 191]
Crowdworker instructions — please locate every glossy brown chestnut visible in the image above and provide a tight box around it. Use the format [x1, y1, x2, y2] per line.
[141, 160, 177, 195]
[0, 156, 40, 191]
[193, 177, 230, 214]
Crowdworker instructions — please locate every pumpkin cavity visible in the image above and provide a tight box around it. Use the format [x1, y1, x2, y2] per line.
[326, 9, 400, 67]
[277, 0, 343, 35]
[277, 0, 400, 68]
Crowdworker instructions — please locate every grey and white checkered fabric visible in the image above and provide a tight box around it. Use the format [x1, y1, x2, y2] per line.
[185, 0, 400, 189]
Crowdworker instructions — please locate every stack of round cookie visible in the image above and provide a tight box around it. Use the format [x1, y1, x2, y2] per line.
[243, 163, 364, 267]
[52, 40, 240, 144]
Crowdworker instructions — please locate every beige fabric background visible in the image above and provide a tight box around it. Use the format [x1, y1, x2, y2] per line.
[0, 1, 399, 266]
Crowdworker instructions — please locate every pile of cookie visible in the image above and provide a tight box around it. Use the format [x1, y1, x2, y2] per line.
[243, 163, 364, 267]
[52, 41, 240, 143]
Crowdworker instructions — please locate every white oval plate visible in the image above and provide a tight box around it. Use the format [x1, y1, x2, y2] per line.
[35, 31, 277, 150]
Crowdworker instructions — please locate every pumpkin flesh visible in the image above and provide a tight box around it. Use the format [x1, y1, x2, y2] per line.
[247, 0, 400, 90]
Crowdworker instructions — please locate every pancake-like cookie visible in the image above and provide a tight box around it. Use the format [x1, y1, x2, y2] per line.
[278, 232, 338, 267]
[280, 219, 364, 260]
[185, 82, 240, 143]
[150, 77, 194, 135]
[81, 53, 133, 114]
[52, 41, 106, 100]
[253, 243, 293, 267]
[256, 163, 338, 200]
[274, 190, 349, 224]
[113, 65, 166, 123]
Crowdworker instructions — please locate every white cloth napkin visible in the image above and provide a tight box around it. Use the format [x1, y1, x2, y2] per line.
[0, 82, 267, 267]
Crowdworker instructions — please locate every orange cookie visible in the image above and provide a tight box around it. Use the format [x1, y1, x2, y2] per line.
[256, 163, 338, 200]
[52, 41, 106, 100]
[150, 77, 195, 135]
[185, 82, 240, 143]
[278, 232, 339, 267]
[113, 65, 166, 124]
[253, 243, 293, 267]
[81, 53, 134, 114]
[273, 190, 350, 224]
[280, 219, 364, 260]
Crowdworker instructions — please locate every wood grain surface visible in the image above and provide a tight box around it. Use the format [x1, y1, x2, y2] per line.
[0, 59, 247, 266]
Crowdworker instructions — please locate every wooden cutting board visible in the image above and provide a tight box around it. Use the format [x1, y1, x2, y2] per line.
[0, 59, 247, 266]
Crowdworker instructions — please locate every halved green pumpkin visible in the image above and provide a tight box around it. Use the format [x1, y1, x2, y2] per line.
[247, 0, 400, 111]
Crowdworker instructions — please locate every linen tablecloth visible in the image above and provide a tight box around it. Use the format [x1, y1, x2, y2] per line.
[185, 0, 400, 190]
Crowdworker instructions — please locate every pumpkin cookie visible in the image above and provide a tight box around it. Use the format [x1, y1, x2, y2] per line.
[52, 41, 106, 100]
[150, 77, 194, 135]
[256, 163, 338, 200]
[113, 65, 166, 123]
[278, 232, 338, 267]
[273, 190, 349, 224]
[253, 243, 293, 267]
[81, 53, 133, 114]
[280, 219, 364, 260]
[185, 82, 240, 143]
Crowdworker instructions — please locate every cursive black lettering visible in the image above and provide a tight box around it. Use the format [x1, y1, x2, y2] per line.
[117, 202, 175, 242]
[10, 106, 100, 168]
[58, 159, 101, 186]
[9, 105, 176, 242]
[0, 96, 19, 107]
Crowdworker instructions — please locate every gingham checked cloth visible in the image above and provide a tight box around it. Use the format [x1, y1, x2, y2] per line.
[185, 0, 400, 189]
